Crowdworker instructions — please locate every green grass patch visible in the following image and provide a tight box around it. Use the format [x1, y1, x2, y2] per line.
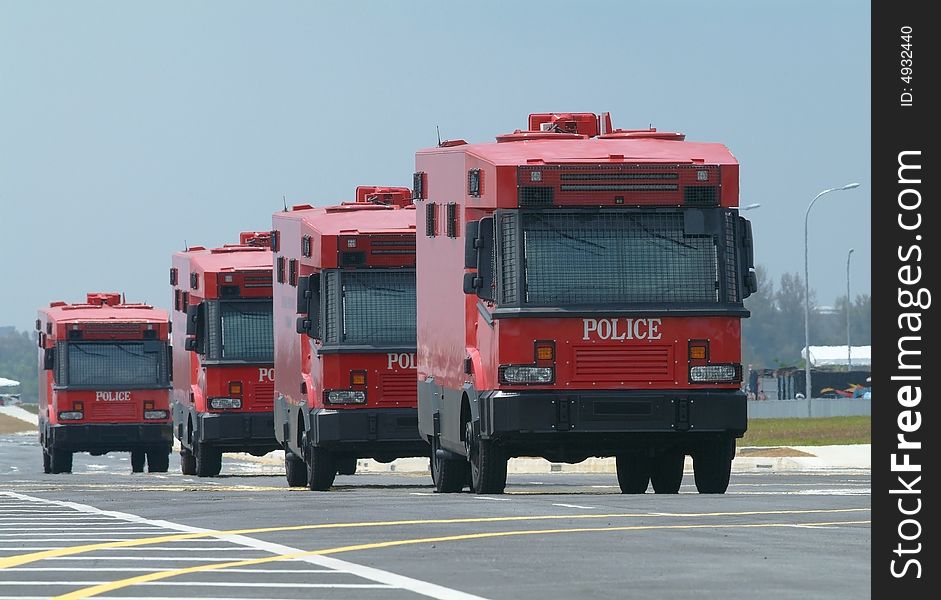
[742, 416, 870, 447]
[0, 413, 36, 434]
[18, 403, 39, 414]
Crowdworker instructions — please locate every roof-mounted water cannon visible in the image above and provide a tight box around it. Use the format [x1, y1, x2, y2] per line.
[355, 186, 413, 208]
[528, 112, 608, 137]
[86, 292, 122, 306]
[239, 231, 273, 247]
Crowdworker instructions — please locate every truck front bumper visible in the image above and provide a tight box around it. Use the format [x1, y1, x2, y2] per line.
[46, 422, 172, 453]
[195, 411, 279, 452]
[478, 389, 746, 456]
[309, 407, 428, 460]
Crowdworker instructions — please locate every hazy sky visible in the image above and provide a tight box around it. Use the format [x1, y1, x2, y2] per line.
[1, 1, 871, 332]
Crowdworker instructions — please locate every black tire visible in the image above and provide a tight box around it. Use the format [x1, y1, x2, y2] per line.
[431, 435, 468, 493]
[650, 451, 685, 494]
[50, 448, 73, 474]
[195, 443, 222, 477]
[180, 447, 197, 475]
[693, 437, 735, 494]
[42, 449, 51, 474]
[130, 450, 146, 473]
[466, 420, 507, 494]
[335, 457, 358, 476]
[284, 450, 307, 487]
[615, 453, 650, 494]
[305, 445, 336, 491]
[147, 448, 170, 473]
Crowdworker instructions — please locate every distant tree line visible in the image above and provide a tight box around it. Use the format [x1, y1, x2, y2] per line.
[742, 265, 871, 370]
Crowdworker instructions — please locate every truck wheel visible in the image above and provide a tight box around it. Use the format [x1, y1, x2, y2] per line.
[130, 450, 146, 473]
[284, 450, 306, 487]
[650, 451, 685, 494]
[466, 421, 507, 494]
[50, 448, 73, 474]
[431, 436, 468, 493]
[147, 448, 170, 473]
[305, 445, 336, 491]
[615, 453, 650, 494]
[335, 457, 357, 476]
[195, 443, 222, 477]
[42, 449, 51, 474]
[180, 447, 197, 475]
[693, 437, 735, 494]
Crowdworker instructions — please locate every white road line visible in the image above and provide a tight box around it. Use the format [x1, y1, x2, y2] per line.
[0, 546, 273, 551]
[552, 503, 597, 510]
[473, 496, 511, 501]
[15, 556, 298, 562]
[1, 491, 491, 600]
[0, 532, 165, 536]
[2, 567, 340, 573]
[409, 492, 435, 496]
[0, 581, 392, 588]
[0, 527, 165, 531]
[0, 597, 349, 600]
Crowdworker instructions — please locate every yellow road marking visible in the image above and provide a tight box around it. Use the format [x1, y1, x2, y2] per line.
[0, 507, 870, 569]
[54, 519, 871, 600]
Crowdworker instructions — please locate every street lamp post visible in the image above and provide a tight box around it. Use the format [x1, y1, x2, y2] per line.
[846, 248, 855, 371]
[803, 183, 860, 403]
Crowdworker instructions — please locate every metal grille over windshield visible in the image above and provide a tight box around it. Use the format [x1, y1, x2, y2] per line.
[59, 342, 169, 388]
[520, 211, 719, 305]
[325, 270, 416, 346]
[218, 302, 273, 361]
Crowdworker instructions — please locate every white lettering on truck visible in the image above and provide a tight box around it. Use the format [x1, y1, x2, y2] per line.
[95, 391, 132, 402]
[582, 318, 663, 341]
[258, 368, 275, 383]
[387, 352, 416, 370]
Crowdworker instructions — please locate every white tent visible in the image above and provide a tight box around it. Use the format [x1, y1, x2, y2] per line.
[801, 345, 871, 368]
[0, 376, 22, 387]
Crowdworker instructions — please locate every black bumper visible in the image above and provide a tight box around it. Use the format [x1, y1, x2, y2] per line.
[196, 411, 279, 451]
[478, 389, 746, 454]
[309, 407, 428, 459]
[46, 422, 172, 452]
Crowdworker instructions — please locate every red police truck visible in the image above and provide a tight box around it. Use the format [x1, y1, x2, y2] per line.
[272, 186, 427, 491]
[414, 112, 757, 494]
[37, 293, 172, 474]
[170, 232, 279, 476]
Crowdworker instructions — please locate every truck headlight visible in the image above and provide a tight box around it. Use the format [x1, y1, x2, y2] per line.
[326, 390, 366, 404]
[144, 410, 169, 420]
[58, 411, 83, 420]
[499, 365, 554, 385]
[689, 364, 740, 383]
[209, 397, 242, 409]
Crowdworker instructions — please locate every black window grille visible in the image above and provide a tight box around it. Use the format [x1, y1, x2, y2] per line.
[446, 203, 458, 238]
[425, 203, 437, 237]
[289, 259, 298, 287]
[59, 341, 169, 388]
[276, 256, 285, 283]
[516, 211, 720, 305]
[174, 289, 182, 311]
[499, 213, 519, 304]
[206, 300, 273, 362]
[270, 230, 280, 252]
[190, 272, 199, 290]
[169, 268, 178, 286]
[723, 211, 739, 302]
[302, 235, 312, 258]
[321, 270, 416, 346]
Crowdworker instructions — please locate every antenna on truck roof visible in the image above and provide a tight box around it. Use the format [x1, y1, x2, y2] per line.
[283, 195, 288, 212]
[436, 125, 442, 147]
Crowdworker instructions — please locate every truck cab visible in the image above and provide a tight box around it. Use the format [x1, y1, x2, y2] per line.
[272, 186, 428, 490]
[170, 232, 279, 476]
[37, 292, 172, 474]
[415, 112, 757, 494]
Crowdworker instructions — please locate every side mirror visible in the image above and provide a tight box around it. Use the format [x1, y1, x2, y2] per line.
[463, 216, 495, 302]
[302, 274, 321, 339]
[43, 347, 55, 371]
[296, 275, 310, 314]
[185, 305, 199, 336]
[739, 217, 758, 298]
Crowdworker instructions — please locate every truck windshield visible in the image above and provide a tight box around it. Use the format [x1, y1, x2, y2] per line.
[206, 300, 273, 362]
[323, 270, 416, 346]
[501, 210, 733, 306]
[57, 341, 170, 388]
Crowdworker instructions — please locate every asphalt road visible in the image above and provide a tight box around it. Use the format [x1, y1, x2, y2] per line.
[0, 432, 871, 600]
